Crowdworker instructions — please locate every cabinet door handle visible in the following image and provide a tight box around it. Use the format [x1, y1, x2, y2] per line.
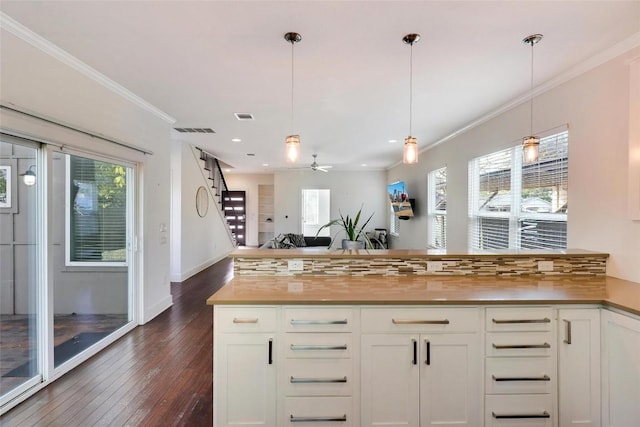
[492, 374, 550, 382]
[268, 338, 273, 365]
[393, 319, 450, 325]
[492, 343, 551, 349]
[425, 339, 431, 365]
[290, 414, 347, 422]
[563, 319, 572, 344]
[492, 411, 550, 419]
[290, 344, 348, 351]
[233, 317, 258, 323]
[492, 318, 550, 324]
[412, 339, 417, 365]
[290, 376, 347, 383]
[290, 319, 348, 325]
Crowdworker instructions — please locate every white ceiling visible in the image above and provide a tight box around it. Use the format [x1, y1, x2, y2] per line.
[1, 1, 639, 173]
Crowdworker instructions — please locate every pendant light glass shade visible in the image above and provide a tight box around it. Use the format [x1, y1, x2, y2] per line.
[522, 34, 542, 164]
[403, 136, 418, 164]
[402, 33, 420, 165]
[522, 136, 540, 163]
[285, 134, 300, 162]
[284, 32, 302, 163]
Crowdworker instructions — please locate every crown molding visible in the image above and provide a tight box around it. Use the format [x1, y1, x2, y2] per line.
[0, 12, 176, 124]
[388, 31, 640, 170]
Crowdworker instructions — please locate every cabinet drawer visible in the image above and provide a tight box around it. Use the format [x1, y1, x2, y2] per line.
[284, 397, 352, 426]
[284, 307, 354, 332]
[486, 332, 553, 357]
[285, 333, 352, 358]
[361, 307, 480, 333]
[485, 394, 553, 426]
[486, 307, 553, 332]
[283, 358, 353, 396]
[215, 306, 277, 332]
[486, 357, 553, 395]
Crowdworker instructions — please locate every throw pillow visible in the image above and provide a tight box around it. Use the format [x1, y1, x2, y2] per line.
[278, 235, 296, 249]
[287, 233, 306, 247]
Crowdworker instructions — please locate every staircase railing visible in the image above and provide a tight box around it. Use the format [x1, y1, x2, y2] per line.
[192, 146, 236, 244]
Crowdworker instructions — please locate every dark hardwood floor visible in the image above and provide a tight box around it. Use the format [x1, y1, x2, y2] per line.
[1, 258, 233, 427]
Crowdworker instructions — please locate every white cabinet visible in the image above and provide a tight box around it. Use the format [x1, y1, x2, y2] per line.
[280, 307, 359, 426]
[557, 308, 601, 427]
[360, 307, 482, 427]
[601, 309, 640, 427]
[214, 307, 277, 427]
[484, 307, 555, 427]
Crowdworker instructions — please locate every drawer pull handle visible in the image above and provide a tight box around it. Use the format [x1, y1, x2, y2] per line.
[492, 318, 550, 324]
[492, 411, 550, 419]
[492, 374, 550, 382]
[290, 319, 348, 325]
[492, 343, 551, 349]
[290, 344, 348, 351]
[392, 319, 450, 325]
[290, 376, 347, 383]
[233, 318, 258, 324]
[563, 319, 572, 344]
[290, 414, 347, 423]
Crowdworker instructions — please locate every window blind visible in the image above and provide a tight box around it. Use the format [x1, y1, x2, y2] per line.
[469, 131, 568, 250]
[428, 167, 447, 248]
[68, 155, 128, 263]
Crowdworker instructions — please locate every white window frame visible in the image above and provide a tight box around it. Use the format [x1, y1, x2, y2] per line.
[428, 166, 447, 249]
[64, 153, 132, 267]
[468, 129, 568, 250]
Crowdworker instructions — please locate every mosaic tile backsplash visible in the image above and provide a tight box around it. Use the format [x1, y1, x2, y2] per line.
[233, 255, 607, 277]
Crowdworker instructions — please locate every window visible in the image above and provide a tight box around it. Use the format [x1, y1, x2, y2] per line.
[66, 155, 129, 265]
[469, 130, 568, 250]
[389, 202, 400, 236]
[428, 167, 447, 248]
[301, 189, 330, 236]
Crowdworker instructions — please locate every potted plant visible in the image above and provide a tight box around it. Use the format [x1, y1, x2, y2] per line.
[316, 206, 375, 249]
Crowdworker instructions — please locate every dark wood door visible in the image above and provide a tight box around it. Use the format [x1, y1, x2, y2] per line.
[222, 190, 246, 246]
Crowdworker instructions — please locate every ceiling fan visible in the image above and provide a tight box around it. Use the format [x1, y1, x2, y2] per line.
[309, 153, 332, 172]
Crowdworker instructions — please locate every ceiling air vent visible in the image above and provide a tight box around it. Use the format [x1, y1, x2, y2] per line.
[234, 113, 254, 121]
[174, 127, 216, 133]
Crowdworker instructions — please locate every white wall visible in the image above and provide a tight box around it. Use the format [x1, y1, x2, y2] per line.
[0, 26, 175, 323]
[388, 47, 640, 283]
[274, 170, 388, 248]
[171, 143, 236, 281]
[225, 173, 274, 247]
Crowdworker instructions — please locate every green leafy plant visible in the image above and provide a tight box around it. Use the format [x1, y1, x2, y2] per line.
[315, 206, 375, 249]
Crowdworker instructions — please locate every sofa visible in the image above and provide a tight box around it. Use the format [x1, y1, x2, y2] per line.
[260, 233, 331, 249]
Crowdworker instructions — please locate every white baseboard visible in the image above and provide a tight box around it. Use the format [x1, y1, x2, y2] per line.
[142, 294, 173, 324]
[175, 252, 232, 282]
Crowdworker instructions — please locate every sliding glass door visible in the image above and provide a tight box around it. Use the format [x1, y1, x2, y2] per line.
[52, 151, 132, 368]
[0, 138, 40, 404]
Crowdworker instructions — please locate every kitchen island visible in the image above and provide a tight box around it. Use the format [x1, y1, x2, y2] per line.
[208, 249, 640, 427]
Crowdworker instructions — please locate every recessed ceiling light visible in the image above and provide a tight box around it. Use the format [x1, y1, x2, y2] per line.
[361, 163, 368, 167]
[224, 168, 231, 172]
[231, 138, 242, 143]
[388, 139, 398, 143]
[262, 163, 269, 167]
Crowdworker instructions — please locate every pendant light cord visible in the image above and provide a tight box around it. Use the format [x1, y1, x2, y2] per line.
[529, 39, 534, 137]
[409, 42, 413, 136]
[291, 40, 295, 134]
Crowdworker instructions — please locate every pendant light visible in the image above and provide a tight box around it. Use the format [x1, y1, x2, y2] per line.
[284, 32, 302, 163]
[522, 34, 543, 164]
[402, 33, 420, 165]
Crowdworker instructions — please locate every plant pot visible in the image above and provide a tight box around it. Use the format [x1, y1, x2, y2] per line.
[342, 239, 365, 250]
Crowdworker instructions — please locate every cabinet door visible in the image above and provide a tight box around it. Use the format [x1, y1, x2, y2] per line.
[361, 334, 420, 427]
[215, 333, 276, 427]
[420, 333, 482, 426]
[558, 308, 600, 427]
[601, 310, 640, 427]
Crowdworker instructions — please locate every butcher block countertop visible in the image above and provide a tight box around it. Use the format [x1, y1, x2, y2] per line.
[207, 274, 640, 316]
